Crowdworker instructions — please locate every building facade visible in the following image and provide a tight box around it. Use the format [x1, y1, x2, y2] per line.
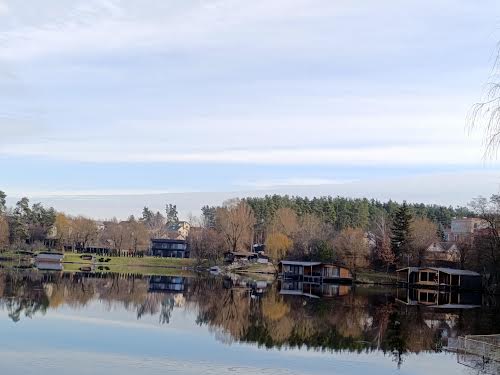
[150, 238, 190, 258]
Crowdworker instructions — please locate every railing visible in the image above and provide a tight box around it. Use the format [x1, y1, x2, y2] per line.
[448, 335, 500, 365]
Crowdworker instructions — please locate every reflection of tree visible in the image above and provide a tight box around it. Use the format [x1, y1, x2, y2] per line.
[159, 297, 175, 324]
[1, 269, 500, 369]
[0, 273, 49, 323]
[381, 311, 407, 368]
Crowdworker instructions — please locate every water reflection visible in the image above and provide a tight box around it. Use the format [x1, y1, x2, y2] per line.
[0, 269, 498, 372]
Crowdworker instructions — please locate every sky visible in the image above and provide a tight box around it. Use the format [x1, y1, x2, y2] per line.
[2, 0, 500, 218]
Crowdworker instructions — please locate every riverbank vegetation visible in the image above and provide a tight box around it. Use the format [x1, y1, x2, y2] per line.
[2, 189, 500, 288]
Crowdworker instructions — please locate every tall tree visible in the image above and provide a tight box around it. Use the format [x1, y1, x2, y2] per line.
[410, 218, 438, 266]
[390, 202, 413, 261]
[0, 190, 6, 214]
[0, 215, 9, 250]
[333, 227, 369, 273]
[165, 204, 179, 227]
[201, 205, 217, 229]
[216, 200, 256, 252]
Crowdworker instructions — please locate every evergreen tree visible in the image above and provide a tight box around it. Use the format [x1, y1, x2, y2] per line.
[141, 207, 154, 224]
[436, 222, 446, 241]
[165, 204, 179, 227]
[0, 190, 6, 214]
[390, 201, 413, 258]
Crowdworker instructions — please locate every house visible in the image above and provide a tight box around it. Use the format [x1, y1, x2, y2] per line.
[148, 276, 187, 292]
[424, 242, 459, 263]
[150, 238, 189, 258]
[396, 288, 482, 308]
[279, 280, 351, 298]
[278, 261, 353, 283]
[167, 221, 191, 239]
[396, 267, 482, 290]
[444, 218, 488, 242]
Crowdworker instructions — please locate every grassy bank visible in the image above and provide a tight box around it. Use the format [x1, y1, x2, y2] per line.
[355, 270, 397, 285]
[63, 253, 196, 268]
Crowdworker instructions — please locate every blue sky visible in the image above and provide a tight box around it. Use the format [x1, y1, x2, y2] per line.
[2, 0, 500, 217]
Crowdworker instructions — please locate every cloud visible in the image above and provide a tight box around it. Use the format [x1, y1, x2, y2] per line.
[0, 1, 8, 16]
[0, 142, 489, 166]
[236, 178, 358, 189]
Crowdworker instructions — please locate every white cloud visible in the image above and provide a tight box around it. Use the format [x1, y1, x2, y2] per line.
[236, 178, 358, 189]
[0, 142, 490, 166]
[0, 1, 8, 16]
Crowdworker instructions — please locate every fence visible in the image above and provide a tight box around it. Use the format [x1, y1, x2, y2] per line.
[448, 335, 500, 374]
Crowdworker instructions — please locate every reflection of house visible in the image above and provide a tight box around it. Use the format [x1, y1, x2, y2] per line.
[396, 288, 482, 308]
[397, 267, 482, 290]
[148, 276, 187, 292]
[279, 261, 352, 283]
[280, 280, 351, 299]
[444, 218, 488, 242]
[150, 239, 189, 258]
[425, 242, 459, 263]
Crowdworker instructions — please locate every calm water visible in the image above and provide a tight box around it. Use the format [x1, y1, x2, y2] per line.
[0, 269, 498, 375]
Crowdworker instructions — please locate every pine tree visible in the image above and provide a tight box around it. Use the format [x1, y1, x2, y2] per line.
[165, 204, 179, 228]
[390, 201, 413, 258]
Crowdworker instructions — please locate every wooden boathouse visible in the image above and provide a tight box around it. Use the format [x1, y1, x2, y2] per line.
[396, 267, 482, 291]
[278, 261, 353, 283]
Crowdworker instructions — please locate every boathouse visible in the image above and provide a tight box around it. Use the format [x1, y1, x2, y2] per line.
[396, 267, 482, 290]
[278, 261, 352, 283]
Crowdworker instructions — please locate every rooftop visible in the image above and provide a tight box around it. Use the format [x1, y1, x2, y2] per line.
[280, 261, 322, 267]
[397, 266, 480, 276]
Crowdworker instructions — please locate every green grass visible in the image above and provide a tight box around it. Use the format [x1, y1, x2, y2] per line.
[62, 252, 196, 268]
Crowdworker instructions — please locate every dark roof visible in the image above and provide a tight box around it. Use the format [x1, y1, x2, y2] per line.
[397, 266, 480, 277]
[151, 238, 186, 244]
[280, 260, 322, 267]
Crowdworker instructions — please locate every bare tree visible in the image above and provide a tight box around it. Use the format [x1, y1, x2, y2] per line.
[468, 45, 500, 158]
[188, 227, 225, 264]
[410, 218, 438, 266]
[371, 211, 395, 272]
[0, 215, 9, 250]
[270, 208, 299, 237]
[71, 216, 98, 251]
[216, 200, 256, 252]
[333, 227, 369, 272]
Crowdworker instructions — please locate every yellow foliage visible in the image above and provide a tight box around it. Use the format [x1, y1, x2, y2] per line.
[265, 232, 293, 262]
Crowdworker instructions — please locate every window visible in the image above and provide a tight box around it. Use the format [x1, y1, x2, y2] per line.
[420, 272, 428, 282]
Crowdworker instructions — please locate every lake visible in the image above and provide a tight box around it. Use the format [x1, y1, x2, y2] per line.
[0, 269, 498, 375]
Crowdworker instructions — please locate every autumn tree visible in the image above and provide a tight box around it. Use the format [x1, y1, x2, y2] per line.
[293, 213, 328, 257]
[372, 211, 395, 272]
[333, 227, 369, 273]
[54, 213, 72, 250]
[265, 232, 293, 264]
[270, 208, 299, 237]
[127, 218, 150, 254]
[188, 227, 225, 264]
[71, 216, 98, 251]
[410, 218, 438, 266]
[216, 200, 256, 252]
